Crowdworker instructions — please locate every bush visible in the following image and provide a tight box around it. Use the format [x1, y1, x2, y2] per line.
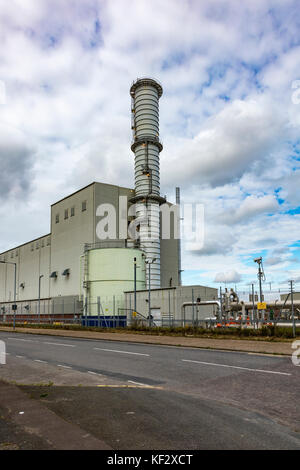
[0, 321, 299, 339]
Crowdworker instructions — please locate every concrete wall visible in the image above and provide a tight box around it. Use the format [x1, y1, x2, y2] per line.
[124, 285, 218, 323]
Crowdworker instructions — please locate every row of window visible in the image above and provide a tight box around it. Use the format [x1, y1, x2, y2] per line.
[31, 237, 51, 251]
[55, 200, 87, 224]
[0, 237, 51, 261]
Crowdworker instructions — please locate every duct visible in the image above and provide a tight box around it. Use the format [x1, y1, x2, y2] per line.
[130, 78, 163, 289]
[181, 301, 220, 322]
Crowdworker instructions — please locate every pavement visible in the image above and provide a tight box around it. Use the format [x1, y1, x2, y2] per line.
[0, 325, 295, 355]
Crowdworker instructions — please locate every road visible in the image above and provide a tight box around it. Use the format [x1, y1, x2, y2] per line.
[0, 330, 299, 449]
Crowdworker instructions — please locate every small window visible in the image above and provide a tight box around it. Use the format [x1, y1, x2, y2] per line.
[71, 206, 75, 217]
[64, 209, 68, 220]
[55, 214, 59, 224]
[82, 201, 87, 212]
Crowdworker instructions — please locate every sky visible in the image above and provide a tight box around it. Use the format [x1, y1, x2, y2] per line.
[0, 0, 300, 293]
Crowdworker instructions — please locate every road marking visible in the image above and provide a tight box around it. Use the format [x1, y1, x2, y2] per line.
[7, 338, 37, 343]
[128, 380, 151, 387]
[182, 359, 292, 376]
[87, 371, 102, 376]
[34, 359, 47, 363]
[94, 347, 149, 356]
[16, 355, 25, 358]
[44, 342, 75, 348]
[57, 364, 72, 369]
[97, 384, 162, 389]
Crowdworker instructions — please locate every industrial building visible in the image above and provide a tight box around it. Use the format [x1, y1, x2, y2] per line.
[0, 78, 217, 325]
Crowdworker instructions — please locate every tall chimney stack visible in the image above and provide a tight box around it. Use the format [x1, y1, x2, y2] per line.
[130, 78, 165, 289]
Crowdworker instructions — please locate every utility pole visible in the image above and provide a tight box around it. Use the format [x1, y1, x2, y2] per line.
[254, 257, 265, 321]
[290, 280, 296, 338]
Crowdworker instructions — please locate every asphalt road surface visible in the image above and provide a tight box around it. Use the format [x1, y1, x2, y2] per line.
[0, 331, 299, 449]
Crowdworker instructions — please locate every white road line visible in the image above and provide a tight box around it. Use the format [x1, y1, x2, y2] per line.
[182, 359, 292, 376]
[16, 355, 25, 358]
[128, 380, 150, 387]
[87, 371, 102, 376]
[34, 359, 47, 363]
[57, 364, 72, 369]
[44, 342, 75, 348]
[6, 338, 37, 343]
[94, 347, 149, 357]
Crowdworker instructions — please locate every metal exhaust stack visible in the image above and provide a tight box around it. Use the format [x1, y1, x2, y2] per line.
[130, 78, 165, 289]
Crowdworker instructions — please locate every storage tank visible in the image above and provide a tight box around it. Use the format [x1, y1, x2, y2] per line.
[83, 248, 146, 317]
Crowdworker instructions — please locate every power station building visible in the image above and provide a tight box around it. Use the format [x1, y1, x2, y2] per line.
[0, 78, 217, 324]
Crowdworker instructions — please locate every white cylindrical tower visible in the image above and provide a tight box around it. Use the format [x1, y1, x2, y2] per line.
[130, 78, 165, 289]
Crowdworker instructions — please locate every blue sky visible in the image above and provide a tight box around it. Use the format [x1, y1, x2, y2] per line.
[0, 0, 300, 292]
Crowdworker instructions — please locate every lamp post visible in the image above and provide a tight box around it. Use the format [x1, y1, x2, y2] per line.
[38, 274, 44, 324]
[145, 258, 156, 327]
[133, 257, 137, 316]
[0, 261, 17, 330]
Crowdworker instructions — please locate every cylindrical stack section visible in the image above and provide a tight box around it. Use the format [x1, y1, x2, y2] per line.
[130, 78, 164, 289]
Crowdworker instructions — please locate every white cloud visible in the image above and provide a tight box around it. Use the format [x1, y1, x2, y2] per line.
[214, 270, 242, 283]
[0, 0, 299, 288]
